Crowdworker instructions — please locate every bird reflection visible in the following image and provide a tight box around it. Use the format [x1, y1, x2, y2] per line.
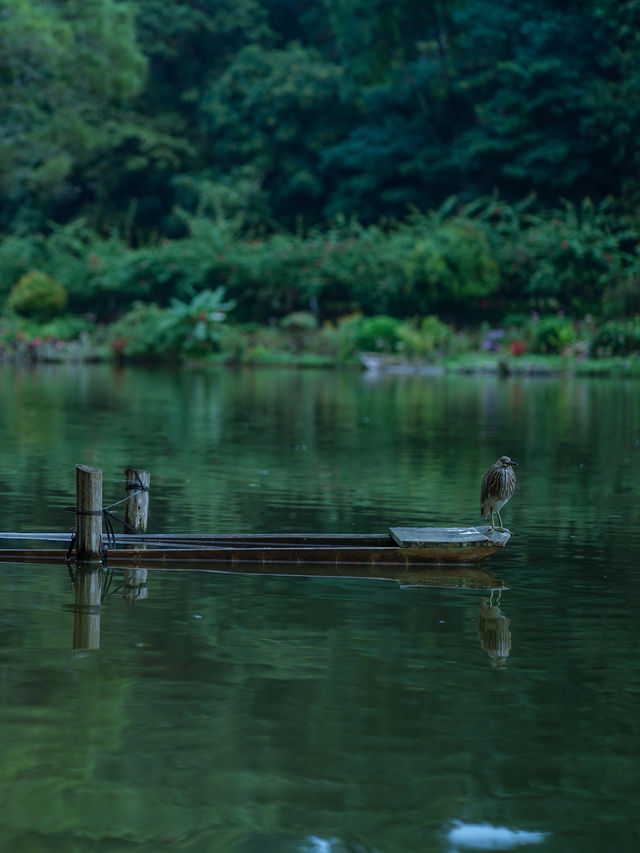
[477, 590, 512, 667]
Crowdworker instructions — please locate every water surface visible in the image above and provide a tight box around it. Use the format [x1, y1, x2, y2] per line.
[0, 364, 638, 852]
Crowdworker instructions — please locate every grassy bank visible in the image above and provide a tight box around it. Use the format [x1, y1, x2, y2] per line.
[2, 307, 640, 378]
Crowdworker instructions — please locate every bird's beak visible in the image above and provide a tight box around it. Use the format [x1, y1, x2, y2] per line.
[510, 460, 518, 467]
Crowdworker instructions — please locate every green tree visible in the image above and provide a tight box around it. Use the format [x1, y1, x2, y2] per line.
[0, 0, 147, 231]
[200, 43, 353, 226]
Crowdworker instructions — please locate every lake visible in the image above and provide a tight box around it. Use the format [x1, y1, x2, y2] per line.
[0, 363, 638, 852]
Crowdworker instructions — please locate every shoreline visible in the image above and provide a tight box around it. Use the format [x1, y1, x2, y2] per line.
[2, 347, 639, 378]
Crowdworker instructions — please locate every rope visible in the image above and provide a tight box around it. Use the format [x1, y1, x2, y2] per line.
[63, 477, 149, 561]
[101, 487, 148, 511]
[65, 531, 76, 565]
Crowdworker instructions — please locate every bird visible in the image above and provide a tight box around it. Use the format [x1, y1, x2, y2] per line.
[480, 455, 518, 531]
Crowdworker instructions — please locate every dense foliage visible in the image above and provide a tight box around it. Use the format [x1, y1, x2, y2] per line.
[1, 0, 640, 335]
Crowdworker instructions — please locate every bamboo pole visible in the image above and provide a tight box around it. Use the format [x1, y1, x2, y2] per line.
[75, 465, 103, 560]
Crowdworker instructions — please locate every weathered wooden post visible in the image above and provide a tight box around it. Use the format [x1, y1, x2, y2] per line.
[124, 468, 150, 533]
[123, 468, 150, 602]
[75, 464, 103, 560]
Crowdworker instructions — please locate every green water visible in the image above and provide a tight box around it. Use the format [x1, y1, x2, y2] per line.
[0, 364, 639, 852]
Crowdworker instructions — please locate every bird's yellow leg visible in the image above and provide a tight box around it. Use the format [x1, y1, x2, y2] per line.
[496, 510, 506, 532]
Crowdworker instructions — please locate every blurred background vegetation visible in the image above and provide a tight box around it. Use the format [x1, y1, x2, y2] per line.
[2, 0, 640, 364]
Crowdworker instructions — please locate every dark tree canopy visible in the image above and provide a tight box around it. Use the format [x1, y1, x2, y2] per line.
[2, 0, 640, 235]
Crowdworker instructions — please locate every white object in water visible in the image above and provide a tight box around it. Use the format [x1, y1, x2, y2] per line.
[302, 838, 339, 853]
[447, 821, 548, 850]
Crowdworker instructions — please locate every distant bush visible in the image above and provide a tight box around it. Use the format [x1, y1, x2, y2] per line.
[107, 288, 235, 360]
[396, 315, 454, 358]
[356, 315, 401, 352]
[2, 193, 640, 327]
[322, 313, 365, 360]
[405, 216, 500, 315]
[280, 311, 318, 332]
[163, 288, 236, 355]
[280, 311, 318, 352]
[214, 231, 315, 320]
[530, 315, 575, 354]
[107, 302, 170, 360]
[0, 236, 42, 303]
[589, 319, 640, 357]
[305, 224, 409, 318]
[486, 197, 635, 316]
[7, 271, 67, 320]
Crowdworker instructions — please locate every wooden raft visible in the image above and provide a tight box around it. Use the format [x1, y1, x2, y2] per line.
[0, 526, 510, 568]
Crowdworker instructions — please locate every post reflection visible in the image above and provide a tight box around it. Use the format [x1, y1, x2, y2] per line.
[69, 564, 150, 650]
[477, 590, 512, 667]
[71, 563, 103, 651]
[123, 568, 148, 602]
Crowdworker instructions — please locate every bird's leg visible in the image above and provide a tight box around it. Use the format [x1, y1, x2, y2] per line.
[496, 510, 506, 532]
[489, 512, 496, 531]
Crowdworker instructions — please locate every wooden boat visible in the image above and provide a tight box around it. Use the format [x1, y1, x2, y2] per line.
[0, 525, 510, 568]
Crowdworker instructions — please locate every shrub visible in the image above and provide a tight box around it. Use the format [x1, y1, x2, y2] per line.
[405, 217, 500, 315]
[218, 324, 251, 362]
[0, 235, 42, 303]
[107, 302, 171, 359]
[356, 315, 401, 352]
[106, 288, 235, 360]
[280, 311, 318, 332]
[6, 271, 68, 320]
[602, 269, 640, 317]
[590, 319, 640, 357]
[396, 315, 454, 357]
[322, 313, 364, 360]
[306, 223, 409, 318]
[163, 288, 236, 355]
[530, 315, 575, 354]
[218, 232, 315, 321]
[487, 197, 634, 316]
[280, 311, 318, 352]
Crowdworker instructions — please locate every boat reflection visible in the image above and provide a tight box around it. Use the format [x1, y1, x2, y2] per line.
[67, 561, 508, 654]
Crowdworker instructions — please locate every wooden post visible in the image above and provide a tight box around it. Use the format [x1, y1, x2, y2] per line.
[124, 468, 150, 533]
[75, 465, 103, 560]
[124, 468, 150, 601]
